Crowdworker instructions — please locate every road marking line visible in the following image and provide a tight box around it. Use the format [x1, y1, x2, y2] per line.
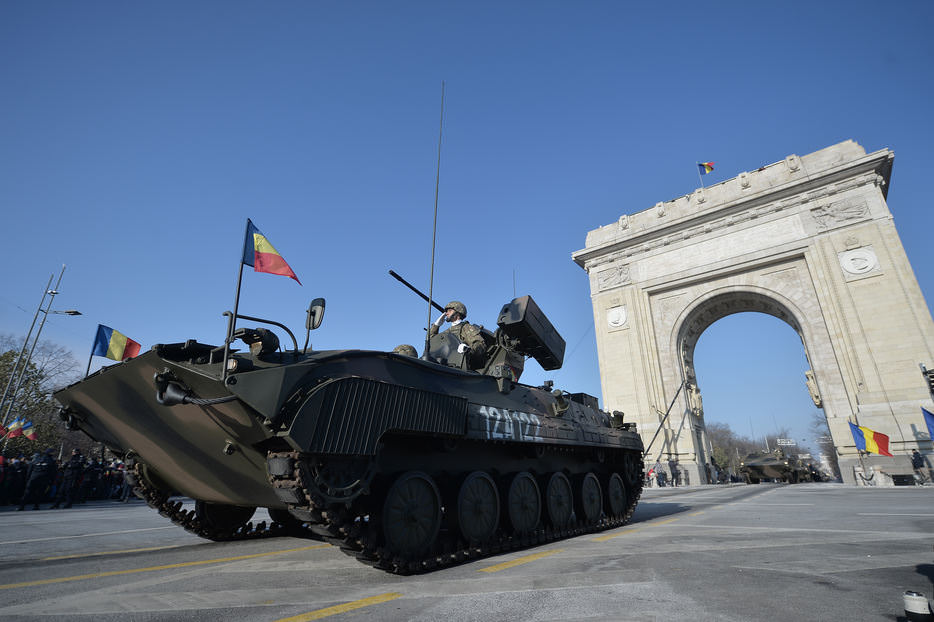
[43, 544, 187, 560]
[0, 544, 329, 590]
[3, 525, 177, 545]
[687, 511, 705, 516]
[479, 549, 563, 573]
[735, 503, 813, 506]
[591, 517, 679, 542]
[274, 592, 402, 621]
[857, 512, 934, 516]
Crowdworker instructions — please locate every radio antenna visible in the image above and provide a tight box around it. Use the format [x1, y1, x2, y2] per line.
[426, 81, 445, 336]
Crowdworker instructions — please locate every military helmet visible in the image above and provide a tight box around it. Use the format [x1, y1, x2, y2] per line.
[444, 301, 467, 318]
[392, 344, 418, 357]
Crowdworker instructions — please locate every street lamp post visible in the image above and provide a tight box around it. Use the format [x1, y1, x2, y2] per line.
[0, 265, 82, 428]
[0, 272, 55, 420]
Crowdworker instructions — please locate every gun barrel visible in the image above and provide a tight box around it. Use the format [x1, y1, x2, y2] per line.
[389, 270, 445, 313]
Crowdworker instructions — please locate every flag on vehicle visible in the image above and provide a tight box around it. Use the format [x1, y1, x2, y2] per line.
[698, 162, 715, 174]
[848, 422, 893, 457]
[242, 219, 301, 285]
[92, 325, 141, 361]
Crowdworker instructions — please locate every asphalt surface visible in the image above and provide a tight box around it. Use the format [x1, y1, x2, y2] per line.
[0, 483, 931, 621]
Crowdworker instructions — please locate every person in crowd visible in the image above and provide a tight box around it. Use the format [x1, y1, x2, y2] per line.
[911, 449, 929, 484]
[18, 449, 57, 511]
[79, 457, 102, 502]
[668, 457, 681, 487]
[51, 448, 84, 509]
[8, 455, 28, 504]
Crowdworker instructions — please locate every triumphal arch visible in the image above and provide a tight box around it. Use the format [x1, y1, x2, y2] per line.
[573, 140, 934, 485]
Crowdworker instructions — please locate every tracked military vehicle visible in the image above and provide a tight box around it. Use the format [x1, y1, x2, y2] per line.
[55, 293, 644, 573]
[739, 450, 812, 484]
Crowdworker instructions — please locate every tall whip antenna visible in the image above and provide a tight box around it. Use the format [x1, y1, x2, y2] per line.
[426, 81, 445, 335]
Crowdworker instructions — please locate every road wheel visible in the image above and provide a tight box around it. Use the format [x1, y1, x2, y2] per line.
[576, 472, 603, 524]
[382, 471, 442, 557]
[605, 472, 628, 518]
[543, 472, 573, 528]
[505, 471, 541, 534]
[456, 471, 499, 544]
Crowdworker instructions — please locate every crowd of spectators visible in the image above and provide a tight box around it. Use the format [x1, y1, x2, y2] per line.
[0, 450, 134, 509]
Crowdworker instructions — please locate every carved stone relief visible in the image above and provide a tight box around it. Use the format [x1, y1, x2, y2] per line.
[838, 247, 878, 275]
[805, 369, 822, 408]
[810, 200, 869, 230]
[654, 293, 688, 328]
[607, 305, 628, 329]
[597, 264, 631, 291]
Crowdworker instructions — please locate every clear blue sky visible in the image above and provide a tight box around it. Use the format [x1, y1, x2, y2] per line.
[2, 2, 933, 454]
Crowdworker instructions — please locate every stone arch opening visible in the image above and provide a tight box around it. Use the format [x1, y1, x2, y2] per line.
[658, 288, 820, 483]
[673, 289, 829, 482]
[676, 290, 805, 393]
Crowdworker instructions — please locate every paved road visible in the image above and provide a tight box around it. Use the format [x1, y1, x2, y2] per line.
[0, 483, 931, 621]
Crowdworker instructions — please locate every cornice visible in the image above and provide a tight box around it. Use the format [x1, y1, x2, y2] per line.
[574, 145, 893, 272]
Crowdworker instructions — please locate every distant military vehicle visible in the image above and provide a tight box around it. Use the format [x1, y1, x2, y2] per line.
[55, 293, 644, 573]
[740, 450, 813, 484]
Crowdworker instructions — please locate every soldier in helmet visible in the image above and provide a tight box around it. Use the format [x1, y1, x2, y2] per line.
[429, 301, 487, 366]
[392, 344, 418, 357]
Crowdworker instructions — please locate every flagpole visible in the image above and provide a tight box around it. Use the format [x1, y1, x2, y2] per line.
[696, 162, 705, 189]
[223, 219, 250, 381]
[84, 334, 96, 378]
[849, 417, 873, 484]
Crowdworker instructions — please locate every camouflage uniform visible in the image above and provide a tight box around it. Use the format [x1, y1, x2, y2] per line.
[428, 301, 487, 365]
[429, 320, 486, 361]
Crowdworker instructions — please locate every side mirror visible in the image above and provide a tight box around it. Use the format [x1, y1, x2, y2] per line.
[306, 298, 326, 331]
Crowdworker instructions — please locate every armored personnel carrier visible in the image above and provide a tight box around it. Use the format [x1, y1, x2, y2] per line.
[55, 294, 644, 573]
[739, 450, 812, 484]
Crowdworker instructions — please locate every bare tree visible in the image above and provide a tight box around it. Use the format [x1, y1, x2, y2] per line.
[706, 421, 766, 477]
[1, 334, 83, 457]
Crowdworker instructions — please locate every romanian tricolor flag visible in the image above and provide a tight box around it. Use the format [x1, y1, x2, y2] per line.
[22, 421, 37, 440]
[698, 162, 715, 174]
[92, 325, 141, 361]
[848, 422, 893, 457]
[6, 418, 24, 438]
[242, 219, 301, 285]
